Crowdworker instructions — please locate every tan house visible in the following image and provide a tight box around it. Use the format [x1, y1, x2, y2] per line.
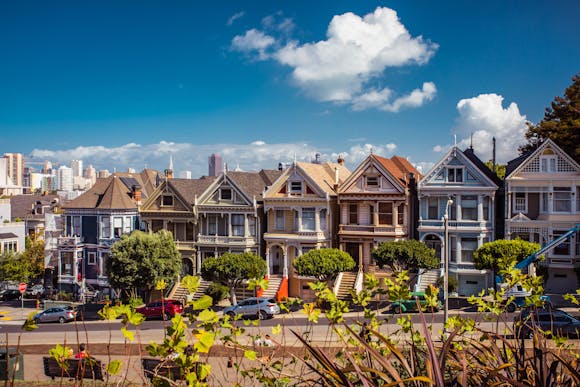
[139, 170, 281, 276]
[263, 161, 350, 299]
[338, 154, 421, 273]
[504, 139, 580, 293]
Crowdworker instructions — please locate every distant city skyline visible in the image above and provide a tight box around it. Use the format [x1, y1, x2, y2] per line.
[2, 2, 579, 178]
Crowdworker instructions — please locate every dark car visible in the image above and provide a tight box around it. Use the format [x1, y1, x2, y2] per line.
[514, 308, 580, 339]
[0, 289, 22, 301]
[505, 294, 551, 313]
[33, 307, 77, 324]
[222, 297, 281, 320]
[136, 300, 183, 320]
[390, 291, 442, 313]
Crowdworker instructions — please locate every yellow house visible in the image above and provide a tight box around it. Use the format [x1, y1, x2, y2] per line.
[263, 160, 350, 299]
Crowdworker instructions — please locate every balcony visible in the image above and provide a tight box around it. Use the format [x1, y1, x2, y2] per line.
[419, 219, 491, 230]
[57, 236, 83, 247]
[174, 240, 196, 250]
[196, 235, 257, 246]
[339, 224, 397, 234]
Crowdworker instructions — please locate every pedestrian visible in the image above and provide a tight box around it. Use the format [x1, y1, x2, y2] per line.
[75, 343, 89, 359]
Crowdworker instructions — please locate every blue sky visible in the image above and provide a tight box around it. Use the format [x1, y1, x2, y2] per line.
[1, 1, 579, 178]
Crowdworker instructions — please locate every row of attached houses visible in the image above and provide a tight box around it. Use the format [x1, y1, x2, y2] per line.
[54, 139, 580, 299]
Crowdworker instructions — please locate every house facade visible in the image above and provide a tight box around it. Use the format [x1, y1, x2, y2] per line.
[418, 146, 501, 296]
[263, 161, 350, 299]
[57, 169, 158, 298]
[337, 154, 421, 272]
[504, 139, 580, 293]
[139, 170, 281, 276]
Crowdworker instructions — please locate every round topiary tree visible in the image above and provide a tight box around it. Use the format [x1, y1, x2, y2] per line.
[292, 248, 356, 283]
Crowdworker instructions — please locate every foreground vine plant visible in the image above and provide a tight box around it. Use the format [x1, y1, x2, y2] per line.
[21, 270, 580, 386]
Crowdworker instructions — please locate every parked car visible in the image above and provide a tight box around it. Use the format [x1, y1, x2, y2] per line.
[0, 289, 22, 301]
[33, 307, 77, 324]
[223, 297, 281, 320]
[503, 285, 552, 312]
[390, 291, 442, 313]
[24, 284, 45, 298]
[514, 308, 580, 339]
[136, 300, 183, 320]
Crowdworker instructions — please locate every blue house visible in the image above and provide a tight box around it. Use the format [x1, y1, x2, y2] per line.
[417, 145, 501, 296]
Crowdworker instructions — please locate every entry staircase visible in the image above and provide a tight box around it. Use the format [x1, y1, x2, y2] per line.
[335, 271, 357, 301]
[167, 278, 212, 303]
[234, 275, 283, 300]
[415, 269, 440, 292]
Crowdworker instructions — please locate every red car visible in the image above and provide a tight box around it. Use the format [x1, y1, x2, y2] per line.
[136, 300, 183, 320]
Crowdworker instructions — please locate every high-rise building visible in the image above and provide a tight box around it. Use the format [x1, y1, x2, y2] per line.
[3, 153, 24, 186]
[57, 166, 73, 191]
[179, 171, 192, 179]
[208, 153, 222, 176]
[98, 169, 111, 178]
[85, 165, 97, 187]
[43, 160, 53, 174]
[71, 160, 83, 177]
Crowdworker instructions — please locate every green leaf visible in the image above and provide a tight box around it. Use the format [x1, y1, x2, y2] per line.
[244, 350, 257, 361]
[121, 326, 135, 341]
[193, 330, 215, 353]
[197, 309, 218, 323]
[272, 324, 281, 335]
[106, 360, 122, 375]
[193, 295, 213, 311]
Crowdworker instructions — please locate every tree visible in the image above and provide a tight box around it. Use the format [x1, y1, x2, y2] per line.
[484, 161, 506, 180]
[108, 230, 181, 298]
[293, 248, 356, 283]
[22, 234, 45, 280]
[200, 252, 267, 306]
[0, 251, 34, 283]
[521, 73, 580, 162]
[371, 240, 438, 274]
[473, 239, 540, 284]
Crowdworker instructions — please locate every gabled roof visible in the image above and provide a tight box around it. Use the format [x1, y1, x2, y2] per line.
[167, 176, 218, 204]
[420, 146, 499, 189]
[63, 169, 159, 210]
[340, 153, 421, 194]
[505, 138, 580, 179]
[0, 233, 18, 239]
[226, 170, 283, 200]
[265, 162, 350, 198]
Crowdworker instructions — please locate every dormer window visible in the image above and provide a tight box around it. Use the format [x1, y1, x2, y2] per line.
[220, 188, 232, 200]
[366, 176, 379, 187]
[447, 167, 463, 183]
[290, 181, 302, 194]
[540, 156, 557, 172]
[162, 195, 173, 206]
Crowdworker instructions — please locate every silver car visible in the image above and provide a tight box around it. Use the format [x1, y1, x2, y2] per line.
[223, 297, 281, 320]
[33, 307, 77, 324]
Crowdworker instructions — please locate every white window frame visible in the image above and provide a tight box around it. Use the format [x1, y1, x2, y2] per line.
[161, 194, 173, 207]
[513, 192, 527, 213]
[100, 216, 111, 239]
[220, 188, 232, 201]
[231, 214, 245, 236]
[447, 167, 464, 183]
[365, 176, 379, 188]
[113, 217, 123, 238]
[301, 208, 315, 231]
[540, 156, 557, 172]
[461, 195, 478, 221]
[274, 210, 285, 230]
[88, 252, 97, 265]
[553, 187, 572, 213]
[289, 181, 302, 195]
[460, 238, 478, 264]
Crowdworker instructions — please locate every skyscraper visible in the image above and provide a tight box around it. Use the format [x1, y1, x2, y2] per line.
[57, 166, 73, 191]
[3, 153, 24, 186]
[71, 159, 83, 177]
[208, 153, 222, 176]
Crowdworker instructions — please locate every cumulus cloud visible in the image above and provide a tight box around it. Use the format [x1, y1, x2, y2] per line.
[28, 141, 403, 179]
[232, 7, 438, 111]
[231, 29, 276, 60]
[450, 94, 528, 163]
[227, 11, 245, 26]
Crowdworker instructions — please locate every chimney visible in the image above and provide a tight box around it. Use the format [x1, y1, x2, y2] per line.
[132, 184, 142, 205]
[337, 154, 345, 166]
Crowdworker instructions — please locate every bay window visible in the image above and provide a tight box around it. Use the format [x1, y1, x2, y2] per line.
[302, 208, 315, 231]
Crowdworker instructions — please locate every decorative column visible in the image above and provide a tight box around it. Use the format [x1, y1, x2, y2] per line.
[228, 214, 232, 237]
[393, 203, 399, 226]
[373, 204, 379, 226]
[279, 246, 289, 300]
[297, 209, 302, 231]
[196, 250, 202, 274]
[477, 195, 484, 222]
[315, 209, 321, 232]
[244, 215, 249, 237]
[265, 245, 270, 278]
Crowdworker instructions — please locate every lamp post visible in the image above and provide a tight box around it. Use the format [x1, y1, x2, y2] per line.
[443, 197, 453, 331]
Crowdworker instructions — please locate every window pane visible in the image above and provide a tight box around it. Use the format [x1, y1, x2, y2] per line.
[461, 195, 477, 220]
[428, 198, 438, 219]
[232, 214, 245, 236]
[461, 238, 478, 263]
[349, 204, 358, 224]
[275, 210, 284, 230]
[302, 208, 315, 231]
[378, 203, 392, 225]
[397, 203, 405, 225]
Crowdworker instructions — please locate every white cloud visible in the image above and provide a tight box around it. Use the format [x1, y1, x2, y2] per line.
[227, 11, 245, 26]
[232, 7, 438, 111]
[231, 29, 276, 60]
[28, 141, 402, 179]
[412, 161, 435, 174]
[452, 94, 528, 163]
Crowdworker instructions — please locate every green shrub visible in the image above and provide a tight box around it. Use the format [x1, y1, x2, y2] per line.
[205, 282, 229, 303]
[436, 275, 458, 293]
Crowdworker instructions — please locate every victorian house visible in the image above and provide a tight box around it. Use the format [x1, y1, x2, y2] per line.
[337, 154, 421, 274]
[139, 169, 281, 278]
[418, 145, 501, 296]
[504, 139, 580, 293]
[263, 160, 350, 299]
[57, 169, 158, 298]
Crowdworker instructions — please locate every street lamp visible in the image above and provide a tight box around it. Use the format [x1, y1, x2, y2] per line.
[443, 197, 453, 331]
